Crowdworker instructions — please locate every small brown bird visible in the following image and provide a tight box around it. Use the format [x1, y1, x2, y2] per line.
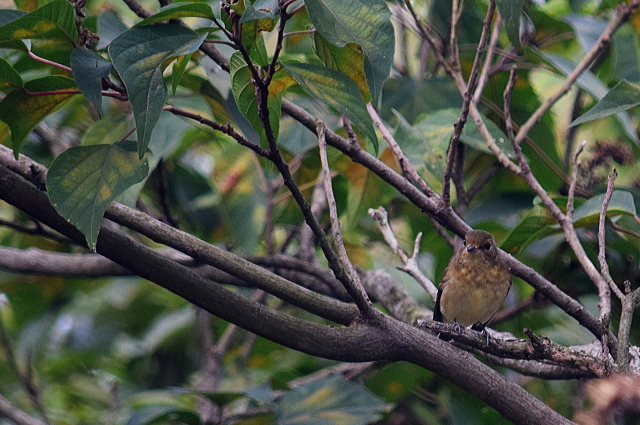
[433, 230, 511, 333]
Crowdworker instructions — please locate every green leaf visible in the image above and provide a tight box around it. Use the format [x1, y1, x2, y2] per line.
[500, 205, 556, 255]
[135, 2, 216, 27]
[304, 0, 394, 106]
[0, 75, 76, 157]
[461, 114, 514, 157]
[109, 25, 206, 158]
[275, 375, 387, 425]
[496, 0, 524, 50]
[613, 24, 640, 82]
[283, 62, 378, 152]
[501, 191, 638, 255]
[396, 108, 513, 168]
[0, 57, 23, 90]
[70, 47, 112, 116]
[171, 53, 191, 95]
[178, 74, 233, 123]
[313, 33, 369, 100]
[97, 10, 128, 50]
[231, 52, 293, 146]
[0, 9, 26, 26]
[46, 141, 149, 250]
[563, 15, 607, 56]
[569, 80, 640, 128]
[393, 109, 449, 180]
[0, 0, 78, 50]
[239, 0, 278, 23]
[541, 51, 640, 144]
[573, 190, 636, 226]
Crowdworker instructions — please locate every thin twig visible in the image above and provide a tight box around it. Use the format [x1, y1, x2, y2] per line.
[442, 0, 496, 205]
[0, 315, 51, 425]
[121, 0, 153, 19]
[566, 141, 586, 221]
[473, 13, 501, 104]
[513, 0, 640, 146]
[368, 207, 438, 300]
[28, 51, 72, 73]
[598, 169, 624, 300]
[617, 281, 640, 372]
[317, 122, 373, 314]
[0, 393, 47, 425]
[366, 103, 437, 197]
[164, 106, 270, 157]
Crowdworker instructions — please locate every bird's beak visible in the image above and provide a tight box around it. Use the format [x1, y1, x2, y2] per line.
[466, 245, 478, 252]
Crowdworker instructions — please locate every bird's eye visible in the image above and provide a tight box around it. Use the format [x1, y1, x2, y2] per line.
[463, 239, 467, 246]
[483, 243, 492, 251]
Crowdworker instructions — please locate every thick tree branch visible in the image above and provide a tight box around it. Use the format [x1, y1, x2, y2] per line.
[0, 150, 574, 425]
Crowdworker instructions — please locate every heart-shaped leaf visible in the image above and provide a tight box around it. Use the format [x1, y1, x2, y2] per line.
[70, 47, 112, 116]
[109, 25, 206, 158]
[0, 76, 76, 157]
[304, 0, 393, 106]
[0, 57, 23, 90]
[46, 141, 149, 250]
[0, 0, 77, 50]
[283, 62, 378, 152]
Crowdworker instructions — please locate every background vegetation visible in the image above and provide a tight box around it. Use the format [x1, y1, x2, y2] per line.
[0, 0, 640, 424]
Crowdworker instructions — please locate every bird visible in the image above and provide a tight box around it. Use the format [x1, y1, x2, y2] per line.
[433, 230, 511, 338]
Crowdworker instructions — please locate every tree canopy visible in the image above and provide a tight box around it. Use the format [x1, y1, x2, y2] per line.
[1, 0, 640, 424]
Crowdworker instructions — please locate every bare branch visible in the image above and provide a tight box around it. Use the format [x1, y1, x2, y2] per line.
[513, 0, 640, 146]
[598, 169, 624, 300]
[442, 0, 496, 205]
[0, 393, 47, 425]
[617, 281, 640, 372]
[366, 103, 437, 197]
[121, 0, 153, 19]
[368, 207, 438, 300]
[317, 121, 374, 314]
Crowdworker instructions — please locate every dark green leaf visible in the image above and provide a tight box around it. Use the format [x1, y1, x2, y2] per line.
[496, 0, 524, 50]
[541, 51, 640, 144]
[0, 75, 76, 157]
[240, 0, 278, 23]
[573, 190, 636, 226]
[178, 74, 233, 123]
[171, 53, 191, 95]
[397, 108, 513, 166]
[97, 10, 128, 50]
[563, 15, 607, 55]
[0, 57, 23, 90]
[613, 24, 640, 82]
[461, 115, 514, 157]
[305, 0, 393, 106]
[0, 0, 78, 50]
[275, 375, 387, 425]
[283, 62, 378, 152]
[46, 141, 149, 250]
[135, 3, 216, 27]
[500, 205, 556, 255]
[0, 9, 26, 26]
[70, 47, 112, 116]
[569, 80, 640, 128]
[393, 109, 450, 181]
[313, 33, 368, 100]
[109, 25, 206, 158]
[231, 52, 292, 147]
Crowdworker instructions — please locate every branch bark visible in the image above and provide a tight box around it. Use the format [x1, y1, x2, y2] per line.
[0, 149, 574, 425]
